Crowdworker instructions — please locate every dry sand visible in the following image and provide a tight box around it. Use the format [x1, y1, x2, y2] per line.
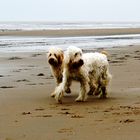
[0, 44, 140, 140]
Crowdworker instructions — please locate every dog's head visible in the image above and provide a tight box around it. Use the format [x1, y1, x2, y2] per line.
[65, 46, 84, 69]
[47, 47, 64, 67]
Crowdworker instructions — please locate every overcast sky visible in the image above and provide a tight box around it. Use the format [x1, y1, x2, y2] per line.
[0, 0, 140, 22]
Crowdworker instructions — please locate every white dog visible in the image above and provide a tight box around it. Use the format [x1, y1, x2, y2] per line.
[47, 47, 71, 97]
[54, 46, 112, 103]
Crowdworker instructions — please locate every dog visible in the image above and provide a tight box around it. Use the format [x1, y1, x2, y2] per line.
[47, 47, 71, 97]
[54, 46, 112, 103]
[83, 51, 112, 98]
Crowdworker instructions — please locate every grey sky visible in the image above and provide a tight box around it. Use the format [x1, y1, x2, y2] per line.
[0, 0, 140, 21]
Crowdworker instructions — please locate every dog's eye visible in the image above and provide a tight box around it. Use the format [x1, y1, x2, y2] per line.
[54, 53, 57, 58]
[75, 53, 78, 57]
[49, 53, 52, 57]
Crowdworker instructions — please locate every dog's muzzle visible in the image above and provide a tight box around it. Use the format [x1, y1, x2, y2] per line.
[48, 58, 58, 66]
[72, 59, 84, 69]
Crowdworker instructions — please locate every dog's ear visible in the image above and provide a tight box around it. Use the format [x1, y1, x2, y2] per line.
[58, 52, 64, 64]
[101, 51, 109, 57]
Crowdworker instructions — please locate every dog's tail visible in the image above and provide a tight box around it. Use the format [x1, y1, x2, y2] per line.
[100, 51, 109, 57]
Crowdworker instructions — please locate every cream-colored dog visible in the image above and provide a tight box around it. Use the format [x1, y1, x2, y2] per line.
[54, 46, 112, 103]
[47, 47, 71, 97]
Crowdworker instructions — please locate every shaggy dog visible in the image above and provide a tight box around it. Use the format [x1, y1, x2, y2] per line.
[54, 46, 112, 103]
[47, 47, 71, 97]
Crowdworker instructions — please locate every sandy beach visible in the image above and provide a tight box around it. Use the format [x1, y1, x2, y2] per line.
[0, 39, 140, 139]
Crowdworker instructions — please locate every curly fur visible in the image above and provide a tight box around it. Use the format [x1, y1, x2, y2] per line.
[54, 46, 112, 103]
[47, 47, 71, 97]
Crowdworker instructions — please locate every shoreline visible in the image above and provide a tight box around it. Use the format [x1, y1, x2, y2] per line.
[1, 28, 140, 37]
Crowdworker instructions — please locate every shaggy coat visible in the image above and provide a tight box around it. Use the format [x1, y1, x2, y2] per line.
[47, 47, 71, 97]
[54, 46, 112, 103]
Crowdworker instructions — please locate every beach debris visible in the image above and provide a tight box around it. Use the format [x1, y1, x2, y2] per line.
[71, 115, 84, 118]
[0, 86, 15, 89]
[124, 54, 131, 58]
[35, 108, 45, 111]
[134, 50, 140, 53]
[58, 128, 73, 133]
[14, 120, 18, 123]
[26, 83, 37, 86]
[37, 73, 45, 76]
[61, 108, 70, 111]
[16, 79, 30, 82]
[95, 119, 103, 122]
[119, 119, 135, 123]
[35, 115, 52, 117]
[58, 111, 71, 115]
[133, 56, 140, 60]
[109, 60, 124, 64]
[32, 53, 42, 57]
[8, 57, 22, 60]
[39, 83, 44, 85]
[22, 112, 31, 115]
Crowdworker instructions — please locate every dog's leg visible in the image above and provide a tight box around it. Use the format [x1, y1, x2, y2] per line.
[75, 79, 88, 102]
[65, 79, 72, 94]
[100, 86, 107, 99]
[99, 70, 109, 99]
[51, 75, 62, 98]
[54, 83, 64, 103]
[88, 78, 97, 95]
[94, 85, 102, 96]
[94, 77, 102, 96]
[55, 69, 69, 103]
[51, 91, 57, 98]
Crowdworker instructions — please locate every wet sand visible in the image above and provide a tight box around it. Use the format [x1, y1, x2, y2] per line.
[0, 44, 140, 140]
[1, 28, 140, 37]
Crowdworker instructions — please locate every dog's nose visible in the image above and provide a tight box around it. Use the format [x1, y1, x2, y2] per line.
[79, 59, 84, 65]
[49, 58, 55, 65]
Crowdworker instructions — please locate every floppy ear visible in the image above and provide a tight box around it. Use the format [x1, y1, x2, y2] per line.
[101, 51, 109, 57]
[58, 52, 64, 64]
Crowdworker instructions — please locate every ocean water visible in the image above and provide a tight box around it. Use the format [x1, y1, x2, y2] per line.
[0, 22, 140, 30]
[0, 22, 140, 52]
[0, 35, 140, 52]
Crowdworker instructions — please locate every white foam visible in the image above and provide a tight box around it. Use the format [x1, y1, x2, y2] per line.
[0, 34, 140, 52]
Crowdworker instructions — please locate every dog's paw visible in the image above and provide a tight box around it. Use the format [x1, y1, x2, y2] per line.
[75, 96, 85, 102]
[65, 87, 71, 94]
[55, 92, 63, 103]
[87, 90, 93, 96]
[94, 88, 101, 96]
[99, 93, 107, 99]
[51, 92, 56, 98]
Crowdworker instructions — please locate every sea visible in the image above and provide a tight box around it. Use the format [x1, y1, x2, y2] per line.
[0, 22, 140, 52]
